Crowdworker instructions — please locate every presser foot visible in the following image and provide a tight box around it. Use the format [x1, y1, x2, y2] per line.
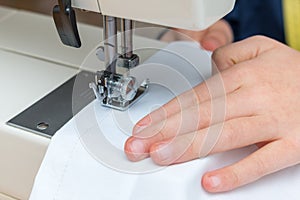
[89, 70, 149, 111]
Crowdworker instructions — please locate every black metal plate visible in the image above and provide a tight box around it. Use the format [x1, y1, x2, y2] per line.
[7, 70, 95, 138]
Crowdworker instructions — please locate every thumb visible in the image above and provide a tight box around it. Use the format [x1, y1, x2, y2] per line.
[201, 36, 225, 51]
[201, 20, 234, 51]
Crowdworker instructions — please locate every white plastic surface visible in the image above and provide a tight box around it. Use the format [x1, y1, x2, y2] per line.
[0, 193, 16, 200]
[73, 0, 236, 30]
[0, 6, 16, 22]
[0, 10, 101, 68]
[73, 0, 100, 13]
[0, 7, 167, 199]
[0, 9, 165, 70]
[0, 49, 77, 199]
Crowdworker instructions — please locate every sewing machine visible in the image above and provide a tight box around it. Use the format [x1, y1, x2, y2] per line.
[0, 1, 236, 199]
[53, 0, 236, 110]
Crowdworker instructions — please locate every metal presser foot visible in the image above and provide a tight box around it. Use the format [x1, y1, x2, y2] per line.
[89, 16, 149, 111]
[89, 70, 148, 111]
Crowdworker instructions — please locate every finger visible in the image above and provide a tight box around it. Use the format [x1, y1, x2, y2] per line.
[148, 116, 277, 165]
[136, 87, 253, 139]
[201, 20, 233, 51]
[172, 20, 232, 51]
[201, 36, 225, 52]
[133, 63, 247, 135]
[212, 35, 280, 71]
[125, 89, 257, 161]
[202, 138, 300, 193]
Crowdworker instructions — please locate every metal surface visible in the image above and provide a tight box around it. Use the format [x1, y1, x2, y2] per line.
[103, 15, 118, 73]
[102, 81, 148, 111]
[116, 54, 139, 69]
[120, 19, 133, 58]
[118, 19, 140, 69]
[90, 72, 148, 111]
[90, 16, 144, 111]
[7, 71, 95, 138]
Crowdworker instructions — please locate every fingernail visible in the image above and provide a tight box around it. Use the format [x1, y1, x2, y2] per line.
[130, 139, 145, 154]
[207, 176, 221, 188]
[128, 139, 148, 160]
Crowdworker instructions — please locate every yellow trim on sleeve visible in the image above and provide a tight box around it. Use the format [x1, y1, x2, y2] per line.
[283, 0, 300, 50]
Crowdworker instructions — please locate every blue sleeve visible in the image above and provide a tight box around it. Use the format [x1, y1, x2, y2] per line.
[224, 0, 285, 43]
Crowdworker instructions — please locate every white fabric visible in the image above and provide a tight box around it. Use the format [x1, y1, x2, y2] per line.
[30, 42, 300, 200]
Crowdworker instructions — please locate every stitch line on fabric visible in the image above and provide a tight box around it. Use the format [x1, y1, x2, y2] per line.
[53, 137, 80, 200]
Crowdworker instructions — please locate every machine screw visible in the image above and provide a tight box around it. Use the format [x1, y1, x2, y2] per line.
[96, 46, 105, 61]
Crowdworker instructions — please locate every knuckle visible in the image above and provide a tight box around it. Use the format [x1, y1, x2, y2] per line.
[190, 133, 205, 158]
[159, 118, 180, 140]
[252, 154, 268, 177]
[157, 127, 170, 141]
[222, 122, 237, 144]
[187, 136, 199, 157]
[248, 35, 276, 46]
[263, 115, 280, 137]
[247, 35, 282, 50]
[199, 105, 211, 127]
[229, 168, 241, 188]
[249, 35, 269, 42]
[211, 47, 223, 62]
[282, 138, 300, 151]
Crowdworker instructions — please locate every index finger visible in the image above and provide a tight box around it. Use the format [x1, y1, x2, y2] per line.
[213, 35, 281, 71]
[133, 62, 247, 135]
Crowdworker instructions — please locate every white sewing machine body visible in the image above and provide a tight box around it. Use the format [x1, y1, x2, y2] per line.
[73, 0, 235, 30]
[2, 1, 300, 200]
[54, 0, 235, 111]
[0, 0, 236, 199]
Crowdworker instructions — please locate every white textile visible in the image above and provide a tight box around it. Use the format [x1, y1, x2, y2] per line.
[30, 42, 300, 200]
